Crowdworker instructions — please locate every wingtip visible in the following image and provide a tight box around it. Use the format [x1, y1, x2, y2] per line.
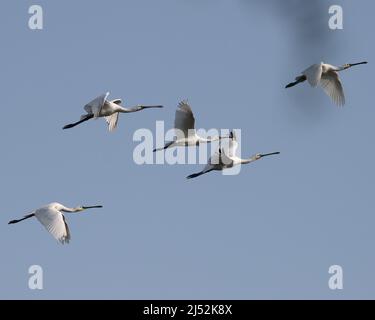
[179, 99, 189, 106]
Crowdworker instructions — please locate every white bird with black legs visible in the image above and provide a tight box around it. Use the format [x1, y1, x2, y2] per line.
[187, 131, 280, 179]
[153, 100, 228, 152]
[63, 92, 163, 131]
[8, 202, 102, 244]
[285, 61, 367, 106]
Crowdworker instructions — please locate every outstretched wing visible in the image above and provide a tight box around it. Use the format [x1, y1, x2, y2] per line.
[84, 92, 109, 118]
[219, 147, 233, 167]
[174, 100, 195, 137]
[62, 215, 71, 243]
[207, 149, 221, 166]
[320, 71, 345, 106]
[34, 207, 70, 244]
[302, 63, 323, 87]
[228, 131, 238, 157]
[105, 113, 120, 131]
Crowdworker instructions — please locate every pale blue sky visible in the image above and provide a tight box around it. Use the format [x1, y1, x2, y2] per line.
[1, 0, 374, 299]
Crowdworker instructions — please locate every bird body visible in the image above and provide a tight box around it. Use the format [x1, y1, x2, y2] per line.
[63, 92, 163, 131]
[286, 61, 367, 106]
[153, 100, 227, 152]
[8, 202, 102, 244]
[186, 131, 280, 179]
[161, 133, 212, 149]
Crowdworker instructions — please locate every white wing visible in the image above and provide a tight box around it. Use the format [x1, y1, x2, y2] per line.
[228, 131, 238, 157]
[218, 148, 233, 167]
[34, 207, 70, 244]
[320, 71, 345, 106]
[105, 113, 120, 131]
[84, 92, 109, 118]
[208, 149, 221, 166]
[174, 101, 195, 137]
[303, 63, 323, 87]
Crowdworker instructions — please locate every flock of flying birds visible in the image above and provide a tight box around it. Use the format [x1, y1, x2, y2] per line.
[8, 60, 367, 244]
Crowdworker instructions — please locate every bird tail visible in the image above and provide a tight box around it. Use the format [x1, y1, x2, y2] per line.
[285, 75, 306, 88]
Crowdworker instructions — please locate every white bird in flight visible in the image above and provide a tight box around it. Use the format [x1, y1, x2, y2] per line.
[285, 61, 367, 106]
[153, 100, 228, 152]
[63, 92, 163, 131]
[187, 131, 280, 179]
[8, 202, 102, 244]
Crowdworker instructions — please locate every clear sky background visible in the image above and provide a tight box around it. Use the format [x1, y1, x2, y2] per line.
[1, 0, 374, 299]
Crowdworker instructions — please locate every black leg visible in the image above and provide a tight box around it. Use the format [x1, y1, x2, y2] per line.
[63, 114, 94, 130]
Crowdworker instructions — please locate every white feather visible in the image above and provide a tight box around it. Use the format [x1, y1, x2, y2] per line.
[84, 92, 109, 118]
[34, 205, 70, 244]
[320, 70, 345, 106]
[174, 100, 195, 137]
[303, 63, 323, 87]
[105, 113, 120, 131]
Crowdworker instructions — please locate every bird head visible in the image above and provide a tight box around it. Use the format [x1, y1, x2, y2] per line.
[257, 152, 281, 159]
[81, 205, 103, 211]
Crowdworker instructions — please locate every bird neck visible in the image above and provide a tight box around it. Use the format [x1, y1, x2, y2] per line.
[336, 65, 348, 72]
[240, 156, 257, 164]
[201, 135, 220, 143]
[61, 206, 81, 213]
[118, 106, 128, 113]
[119, 105, 143, 113]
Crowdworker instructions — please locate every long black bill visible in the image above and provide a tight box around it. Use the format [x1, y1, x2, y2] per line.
[142, 105, 163, 109]
[82, 205, 103, 209]
[349, 61, 368, 67]
[259, 152, 280, 158]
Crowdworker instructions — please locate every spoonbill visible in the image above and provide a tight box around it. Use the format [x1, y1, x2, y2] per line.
[153, 100, 228, 151]
[8, 202, 102, 244]
[285, 61, 367, 106]
[187, 131, 280, 179]
[63, 92, 163, 131]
